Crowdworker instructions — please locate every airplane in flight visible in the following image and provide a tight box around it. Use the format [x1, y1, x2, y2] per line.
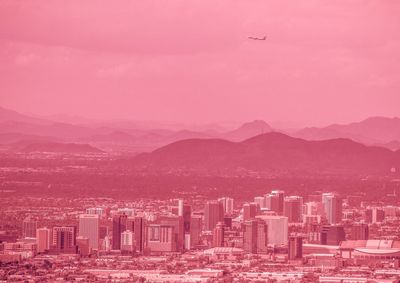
[248, 36, 267, 41]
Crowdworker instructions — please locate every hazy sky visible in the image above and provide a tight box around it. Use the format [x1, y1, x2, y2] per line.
[0, 0, 399, 127]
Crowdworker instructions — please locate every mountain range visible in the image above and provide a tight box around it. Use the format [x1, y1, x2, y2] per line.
[1, 106, 400, 154]
[133, 132, 400, 176]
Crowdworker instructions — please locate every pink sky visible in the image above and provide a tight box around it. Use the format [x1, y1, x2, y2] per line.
[0, 0, 399, 127]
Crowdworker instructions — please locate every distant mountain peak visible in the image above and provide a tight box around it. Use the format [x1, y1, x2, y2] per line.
[223, 120, 273, 141]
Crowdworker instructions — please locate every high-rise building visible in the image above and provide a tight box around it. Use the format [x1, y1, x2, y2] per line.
[133, 216, 145, 253]
[36, 227, 51, 253]
[254, 196, 266, 209]
[159, 215, 184, 252]
[320, 225, 345, 245]
[76, 236, 90, 256]
[178, 200, 191, 235]
[218, 197, 234, 215]
[145, 224, 176, 253]
[322, 193, 342, 224]
[243, 202, 259, 221]
[204, 201, 224, 231]
[112, 213, 127, 250]
[350, 223, 369, 240]
[256, 215, 288, 246]
[190, 216, 202, 248]
[22, 217, 37, 238]
[212, 222, 225, 247]
[121, 230, 134, 253]
[288, 235, 303, 260]
[283, 196, 303, 223]
[78, 214, 99, 251]
[52, 226, 77, 253]
[243, 219, 268, 254]
[265, 193, 280, 213]
[270, 190, 285, 214]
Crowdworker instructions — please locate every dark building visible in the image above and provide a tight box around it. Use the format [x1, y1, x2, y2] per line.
[51, 226, 77, 254]
[204, 201, 224, 231]
[243, 219, 268, 254]
[321, 225, 346, 245]
[288, 235, 303, 260]
[350, 223, 369, 240]
[112, 213, 127, 250]
[212, 222, 225, 247]
[133, 216, 145, 253]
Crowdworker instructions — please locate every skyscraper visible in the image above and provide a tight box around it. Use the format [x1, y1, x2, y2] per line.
[322, 193, 343, 224]
[133, 216, 145, 253]
[243, 219, 268, 254]
[256, 215, 288, 246]
[218, 197, 234, 215]
[159, 215, 184, 252]
[212, 222, 225, 247]
[79, 214, 99, 251]
[254, 196, 266, 209]
[22, 217, 37, 238]
[145, 224, 176, 253]
[190, 215, 202, 249]
[112, 213, 127, 250]
[283, 196, 303, 223]
[288, 235, 303, 260]
[204, 200, 224, 231]
[36, 227, 51, 253]
[243, 202, 259, 221]
[270, 190, 285, 215]
[52, 226, 77, 253]
[265, 193, 280, 213]
[121, 230, 134, 253]
[320, 225, 345, 245]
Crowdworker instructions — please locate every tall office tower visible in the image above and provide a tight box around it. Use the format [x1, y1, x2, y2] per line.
[76, 236, 90, 256]
[121, 230, 134, 253]
[320, 225, 346, 245]
[265, 193, 280, 213]
[365, 208, 385, 223]
[322, 193, 343, 224]
[190, 215, 202, 248]
[86, 207, 104, 216]
[283, 196, 303, 223]
[52, 226, 77, 253]
[350, 223, 369, 240]
[254, 196, 266, 209]
[145, 224, 176, 252]
[22, 217, 37, 238]
[212, 222, 225, 247]
[304, 201, 324, 216]
[36, 227, 51, 253]
[133, 216, 145, 253]
[243, 202, 259, 221]
[243, 219, 268, 254]
[112, 213, 127, 250]
[159, 215, 184, 252]
[218, 197, 234, 215]
[78, 214, 99, 251]
[178, 200, 191, 234]
[204, 200, 224, 231]
[256, 215, 288, 246]
[270, 190, 285, 214]
[288, 235, 303, 260]
[224, 216, 233, 229]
